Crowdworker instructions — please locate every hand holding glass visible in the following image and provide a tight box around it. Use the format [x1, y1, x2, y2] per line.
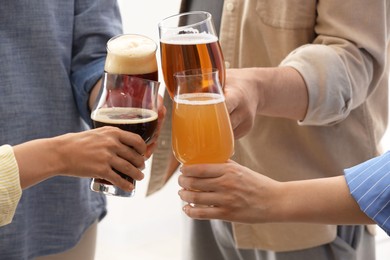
[90, 34, 159, 197]
[90, 75, 159, 197]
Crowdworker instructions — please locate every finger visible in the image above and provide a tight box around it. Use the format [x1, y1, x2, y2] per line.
[103, 168, 136, 192]
[228, 109, 241, 132]
[229, 110, 252, 140]
[144, 141, 157, 159]
[119, 131, 147, 156]
[222, 80, 237, 113]
[111, 156, 145, 181]
[156, 96, 166, 132]
[224, 94, 238, 115]
[154, 99, 167, 140]
[178, 189, 224, 206]
[232, 125, 247, 140]
[182, 203, 228, 221]
[178, 175, 218, 192]
[180, 163, 228, 178]
[117, 144, 146, 169]
[145, 128, 160, 149]
[234, 125, 252, 140]
[157, 95, 167, 121]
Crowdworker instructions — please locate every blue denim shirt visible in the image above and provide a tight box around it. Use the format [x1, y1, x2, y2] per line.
[0, 0, 122, 258]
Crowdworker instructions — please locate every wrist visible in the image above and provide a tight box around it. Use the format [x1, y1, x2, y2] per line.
[256, 66, 308, 120]
[50, 134, 70, 175]
[268, 181, 294, 223]
[13, 137, 63, 188]
[245, 68, 266, 115]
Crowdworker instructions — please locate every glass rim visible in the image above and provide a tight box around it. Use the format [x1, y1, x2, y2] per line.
[158, 11, 212, 30]
[103, 72, 160, 86]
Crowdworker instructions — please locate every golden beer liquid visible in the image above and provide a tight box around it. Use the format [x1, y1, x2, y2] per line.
[172, 93, 234, 164]
[160, 33, 225, 98]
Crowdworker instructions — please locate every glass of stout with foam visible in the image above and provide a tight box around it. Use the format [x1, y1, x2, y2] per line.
[90, 34, 159, 197]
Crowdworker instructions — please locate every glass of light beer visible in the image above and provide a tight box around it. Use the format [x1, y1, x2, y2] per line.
[159, 11, 225, 99]
[172, 68, 234, 165]
[90, 34, 159, 197]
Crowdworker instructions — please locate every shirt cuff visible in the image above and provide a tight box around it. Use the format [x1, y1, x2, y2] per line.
[71, 57, 106, 127]
[0, 145, 22, 227]
[344, 151, 390, 235]
[280, 44, 352, 126]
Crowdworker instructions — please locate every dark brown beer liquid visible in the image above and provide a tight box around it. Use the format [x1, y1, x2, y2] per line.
[92, 107, 158, 185]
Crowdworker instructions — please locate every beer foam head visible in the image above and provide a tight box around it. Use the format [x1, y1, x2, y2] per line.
[105, 34, 158, 75]
[174, 93, 225, 105]
[92, 107, 158, 124]
[161, 32, 218, 45]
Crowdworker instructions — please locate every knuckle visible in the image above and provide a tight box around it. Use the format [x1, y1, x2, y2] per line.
[103, 151, 115, 162]
[96, 166, 111, 179]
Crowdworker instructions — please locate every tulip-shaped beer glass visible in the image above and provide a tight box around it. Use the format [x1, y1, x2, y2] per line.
[172, 69, 233, 165]
[90, 74, 160, 197]
[159, 11, 225, 99]
[90, 34, 160, 197]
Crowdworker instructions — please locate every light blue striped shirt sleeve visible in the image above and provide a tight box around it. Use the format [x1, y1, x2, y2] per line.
[344, 151, 390, 235]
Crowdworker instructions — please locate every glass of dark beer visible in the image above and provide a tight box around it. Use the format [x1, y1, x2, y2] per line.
[158, 11, 225, 99]
[90, 34, 159, 197]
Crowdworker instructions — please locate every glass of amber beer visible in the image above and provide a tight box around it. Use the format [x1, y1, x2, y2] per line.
[172, 68, 234, 166]
[90, 34, 160, 197]
[159, 11, 225, 99]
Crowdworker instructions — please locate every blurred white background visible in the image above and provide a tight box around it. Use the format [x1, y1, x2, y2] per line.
[95, 1, 389, 259]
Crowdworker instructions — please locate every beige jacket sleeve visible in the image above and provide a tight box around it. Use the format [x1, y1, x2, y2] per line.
[281, 0, 390, 125]
[0, 145, 22, 227]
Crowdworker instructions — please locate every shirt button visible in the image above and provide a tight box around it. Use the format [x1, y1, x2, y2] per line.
[226, 2, 235, 12]
[225, 61, 231, 69]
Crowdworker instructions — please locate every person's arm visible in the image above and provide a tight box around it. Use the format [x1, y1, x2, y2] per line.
[277, 176, 373, 224]
[71, 0, 122, 126]
[224, 1, 388, 140]
[14, 126, 146, 190]
[0, 126, 146, 227]
[224, 67, 308, 139]
[178, 161, 373, 225]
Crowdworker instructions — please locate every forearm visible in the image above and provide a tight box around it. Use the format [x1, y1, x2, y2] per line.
[13, 138, 65, 189]
[88, 79, 102, 111]
[275, 176, 374, 224]
[256, 66, 309, 121]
